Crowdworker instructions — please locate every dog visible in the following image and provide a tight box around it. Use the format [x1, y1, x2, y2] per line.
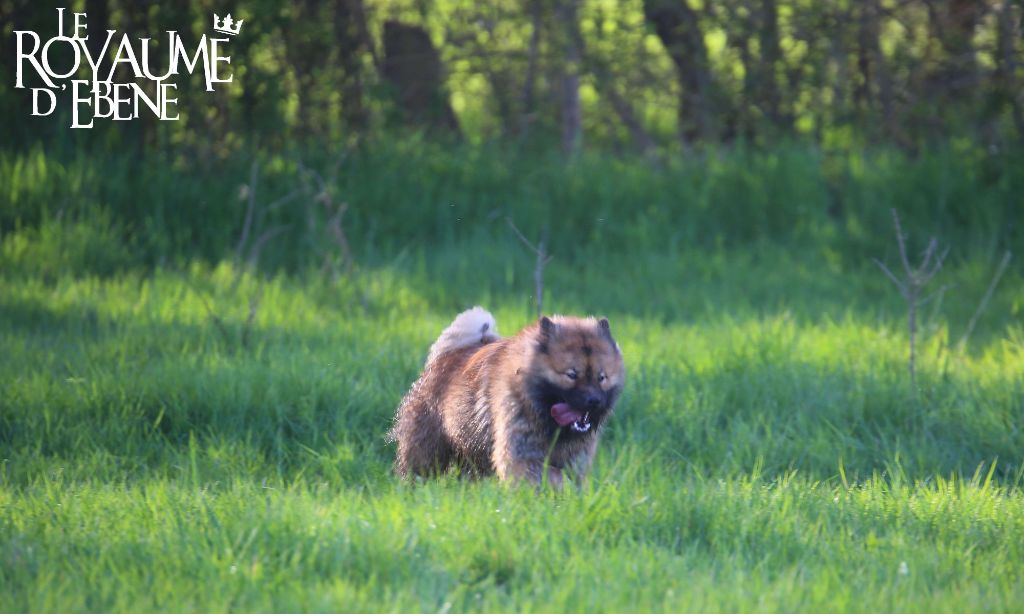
[389, 307, 625, 487]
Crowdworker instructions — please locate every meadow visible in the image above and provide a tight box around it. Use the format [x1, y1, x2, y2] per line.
[2, 142, 1023, 612]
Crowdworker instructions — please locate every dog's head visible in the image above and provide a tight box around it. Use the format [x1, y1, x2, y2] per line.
[524, 315, 625, 438]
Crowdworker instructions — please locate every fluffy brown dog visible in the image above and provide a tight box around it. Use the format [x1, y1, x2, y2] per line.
[389, 307, 625, 486]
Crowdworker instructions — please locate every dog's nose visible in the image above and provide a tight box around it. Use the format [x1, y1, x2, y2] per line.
[585, 393, 602, 409]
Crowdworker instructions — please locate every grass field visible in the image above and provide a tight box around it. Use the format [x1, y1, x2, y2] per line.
[2, 144, 1023, 611]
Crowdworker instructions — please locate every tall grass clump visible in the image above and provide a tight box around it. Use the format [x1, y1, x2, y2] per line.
[3, 140, 1022, 273]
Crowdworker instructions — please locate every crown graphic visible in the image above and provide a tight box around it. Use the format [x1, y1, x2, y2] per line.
[213, 13, 243, 36]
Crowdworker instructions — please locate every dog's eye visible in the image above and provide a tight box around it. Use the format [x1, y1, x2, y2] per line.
[565, 369, 578, 380]
[598, 371, 607, 382]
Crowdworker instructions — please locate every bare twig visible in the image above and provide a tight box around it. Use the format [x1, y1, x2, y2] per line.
[298, 159, 368, 312]
[264, 188, 303, 213]
[507, 218, 553, 318]
[182, 277, 233, 347]
[235, 160, 260, 265]
[958, 250, 1013, 351]
[301, 162, 357, 277]
[920, 283, 954, 307]
[183, 274, 266, 353]
[240, 285, 264, 351]
[872, 258, 907, 295]
[246, 225, 290, 271]
[234, 160, 299, 288]
[325, 202, 354, 276]
[873, 208, 949, 388]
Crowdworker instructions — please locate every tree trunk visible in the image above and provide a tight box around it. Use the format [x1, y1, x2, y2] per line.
[284, 0, 325, 137]
[469, 16, 517, 138]
[519, 0, 543, 137]
[858, 0, 897, 141]
[721, 0, 757, 142]
[604, 83, 658, 157]
[994, 0, 1023, 138]
[555, 0, 583, 156]
[828, 5, 852, 134]
[643, 0, 715, 145]
[114, 0, 157, 148]
[926, 0, 983, 102]
[381, 21, 460, 135]
[334, 0, 373, 135]
[758, 0, 788, 131]
[944, 0, 983, 94]
[85, 0, 110, 66]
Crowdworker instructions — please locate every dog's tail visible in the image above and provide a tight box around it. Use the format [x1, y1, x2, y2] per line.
[426, 306, 499, 365]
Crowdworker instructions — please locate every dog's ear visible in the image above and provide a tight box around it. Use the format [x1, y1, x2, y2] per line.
[539, 316, 556, 336]
[597, 317, 620, 353]
[537, 316, 557, 353]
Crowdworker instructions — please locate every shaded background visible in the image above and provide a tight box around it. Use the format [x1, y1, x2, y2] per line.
[1, 1, 1022, 274]
[8, 0, 1024, 151]
[4, 0, 1024, 152]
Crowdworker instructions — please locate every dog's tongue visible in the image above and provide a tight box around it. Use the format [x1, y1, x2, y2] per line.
[550, 402, 583, 427]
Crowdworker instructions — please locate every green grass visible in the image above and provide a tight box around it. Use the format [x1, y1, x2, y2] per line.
[2, 143, 1024, 611]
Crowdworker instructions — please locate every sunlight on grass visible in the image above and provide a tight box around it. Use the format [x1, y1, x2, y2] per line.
[2, 239, 1022, 611]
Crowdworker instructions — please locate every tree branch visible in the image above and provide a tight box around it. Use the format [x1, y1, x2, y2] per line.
[874, 209, 948, 389]
[958, 250, 1013, 351]
[507, 218, 552, 318]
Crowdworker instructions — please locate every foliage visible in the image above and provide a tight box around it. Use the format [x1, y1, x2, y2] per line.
[1, 0, 1022, 152]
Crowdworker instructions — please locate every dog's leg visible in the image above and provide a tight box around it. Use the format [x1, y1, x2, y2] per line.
[564, 437, 599, 487]
[496, 457, 563, 489]
[395, 401, 453, 478]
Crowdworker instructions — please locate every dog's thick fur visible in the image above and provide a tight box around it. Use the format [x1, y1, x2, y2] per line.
[389, 307, 625, 486]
